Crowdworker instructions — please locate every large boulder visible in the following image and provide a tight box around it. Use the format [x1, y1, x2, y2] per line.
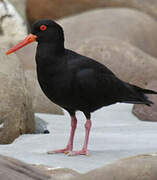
[26, 0, 102, 25]
[0, 48, 34, 144]
[0, 0, 27, 46]
[0, 155, 51, 180]
[102, 0, 157, 21]
[75, 154, 157, 180]
[58, 8, 157, 58]
[26, 0, 157, 26]
[0, 0, 62, 115]
[133, 80, 157, 121]
[76, 37, 157, 87]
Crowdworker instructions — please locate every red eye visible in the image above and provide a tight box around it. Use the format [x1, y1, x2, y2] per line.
[40, 25, 47, 31]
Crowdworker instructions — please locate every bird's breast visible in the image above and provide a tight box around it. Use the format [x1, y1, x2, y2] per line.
[36, 66, 75, 106]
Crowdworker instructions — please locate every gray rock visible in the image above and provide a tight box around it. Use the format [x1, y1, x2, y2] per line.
[8, 0, 27, 22]
[0, 48, 34, 144]
[133, 80, 157, 121]
[34, 116, 49, 134]
[102, 0, 157, 21]
[0, 0, 27, 46]
[34, 166, 80, 180]
[47, 168, 79, 180]
[75, 154, 157, 180]
[59, 8, 157, 58]
[0, 155, 51, 180]
[76, 36, 157, 87]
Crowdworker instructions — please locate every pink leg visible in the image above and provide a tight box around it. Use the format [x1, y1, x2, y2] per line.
[68, 119, 92, 156]
[47, 115, 77, 154]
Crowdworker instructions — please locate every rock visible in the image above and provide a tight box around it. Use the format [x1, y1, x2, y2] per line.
[13, 43, 63, 115]
[0, 0, 27, 46]
[26, 0, 157, 27]
[15, 43, 37, 70]
[26, 0, 102, 25]
[75, 154, 157, 180]
[0, 48, 34, 144]
[8, 0, 27, 23]
[102, 0, 157, 21]
[0, 155, 51, 180]
[46, 168, 80, 180]
[58, 8, 157, 57]
[34, 165, 80, 180]
[34, 116, 49, 134]
[133, 80, 157, 121]
[76, 36, 157, 87]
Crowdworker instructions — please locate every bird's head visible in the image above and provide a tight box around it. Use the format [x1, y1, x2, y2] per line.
[5, 19, 64, 55]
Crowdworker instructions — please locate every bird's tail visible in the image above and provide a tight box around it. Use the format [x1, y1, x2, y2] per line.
[122, 83, 157, 106]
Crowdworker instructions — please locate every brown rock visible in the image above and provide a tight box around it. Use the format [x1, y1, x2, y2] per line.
[15, 43, 63, 114]
[0, 48, 34, 144]
[0, 155, 51, 180]
[75, 154, 157, 180]
[59, 8, 157, 58]
[26, 0, 101, 25]
[133, 80, 157, 121]
[76, 37, 157, 87]
[26, 0, 157, 27]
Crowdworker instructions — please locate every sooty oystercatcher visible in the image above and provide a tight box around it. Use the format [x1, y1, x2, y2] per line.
[6, 19, 157, 156]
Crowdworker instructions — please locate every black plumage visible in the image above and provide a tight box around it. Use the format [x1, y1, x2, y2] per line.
[34, 20, 155, 112]
[6, 19, 157, 156]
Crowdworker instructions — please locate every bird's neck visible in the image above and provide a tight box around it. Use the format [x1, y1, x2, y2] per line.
[35, 42, 65, 65]
[35, 42, 66, 77]
[37, 41, 64, 55]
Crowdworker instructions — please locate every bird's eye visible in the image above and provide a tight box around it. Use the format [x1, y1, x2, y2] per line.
[40, 25, 47, 31]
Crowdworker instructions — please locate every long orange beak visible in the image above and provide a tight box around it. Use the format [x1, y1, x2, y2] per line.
[5, 34, 37, 55]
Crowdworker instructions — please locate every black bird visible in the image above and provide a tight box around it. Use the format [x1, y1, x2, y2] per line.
[6, 19, 157, 156]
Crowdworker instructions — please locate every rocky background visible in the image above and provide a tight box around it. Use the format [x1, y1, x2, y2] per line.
[1, 0, 157, 179]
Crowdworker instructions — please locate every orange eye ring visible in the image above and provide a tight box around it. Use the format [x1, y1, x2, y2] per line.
[40, 25, 47, 31]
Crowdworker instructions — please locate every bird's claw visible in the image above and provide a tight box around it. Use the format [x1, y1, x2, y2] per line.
[66, 150, 89, 156]
[64, 151, 70, 154]
[47, 148, 89, 156]
[47, 147, 72, 154]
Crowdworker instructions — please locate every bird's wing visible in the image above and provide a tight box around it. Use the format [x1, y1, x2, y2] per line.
[67, 50, 128, 106]
[75, 63, 124, 106]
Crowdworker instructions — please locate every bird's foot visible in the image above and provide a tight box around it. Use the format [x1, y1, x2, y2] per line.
[67, 149, 89, 156]
[47, 147, 72, 154]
